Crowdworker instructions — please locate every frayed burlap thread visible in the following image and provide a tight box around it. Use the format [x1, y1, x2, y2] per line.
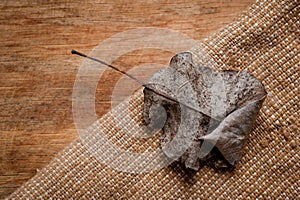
[9, 0, 299, 199]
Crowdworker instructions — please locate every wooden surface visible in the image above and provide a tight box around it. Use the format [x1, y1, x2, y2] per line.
[0, 0, 254, 198]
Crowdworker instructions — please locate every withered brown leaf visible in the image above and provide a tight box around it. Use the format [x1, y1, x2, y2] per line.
[143, 52, 267, 170]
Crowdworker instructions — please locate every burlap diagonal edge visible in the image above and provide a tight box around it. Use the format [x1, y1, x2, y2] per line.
[8, 0, 299, 199]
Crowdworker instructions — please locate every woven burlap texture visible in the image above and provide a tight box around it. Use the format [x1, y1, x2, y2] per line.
[9, 0, 299, 199]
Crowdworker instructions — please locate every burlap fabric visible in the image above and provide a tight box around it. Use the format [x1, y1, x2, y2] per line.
[8, 0, 299, 199]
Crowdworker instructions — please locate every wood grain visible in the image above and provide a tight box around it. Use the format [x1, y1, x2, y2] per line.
[0, 0, 254, 198]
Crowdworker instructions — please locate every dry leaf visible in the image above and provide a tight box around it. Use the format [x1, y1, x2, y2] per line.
[143, 52, 267, 170]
